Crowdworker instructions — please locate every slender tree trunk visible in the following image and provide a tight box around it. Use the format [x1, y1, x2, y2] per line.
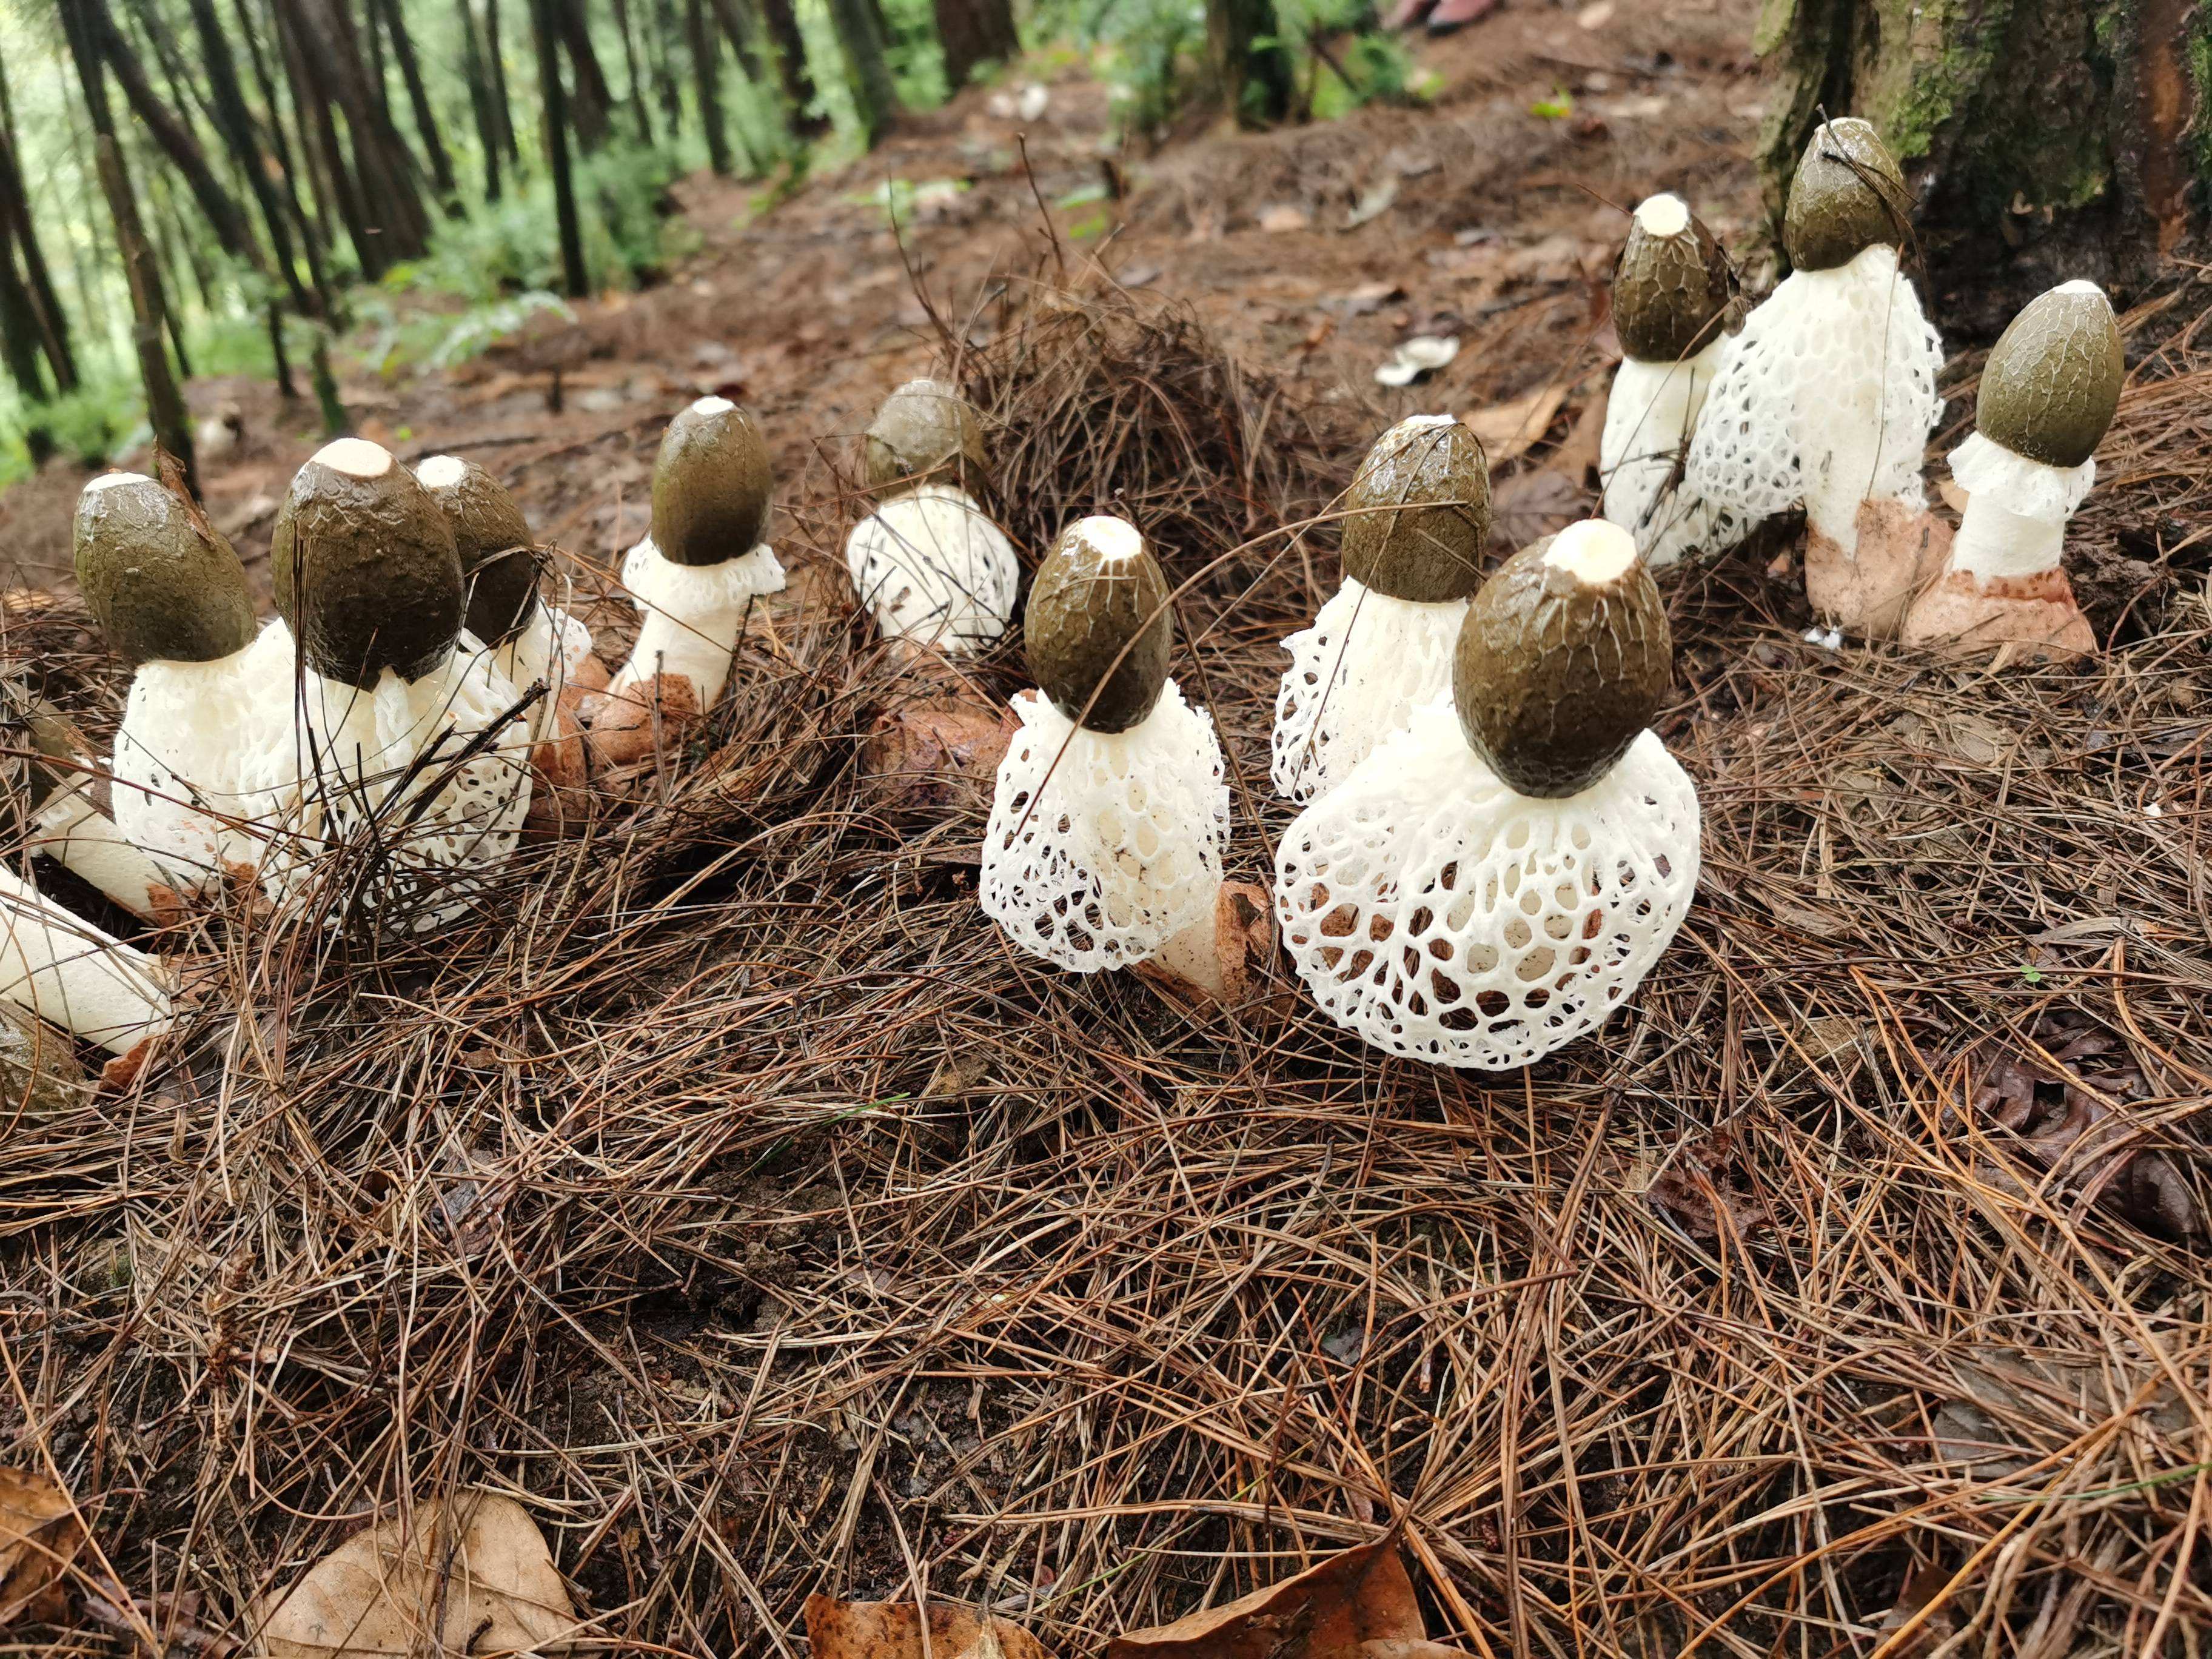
[554, 0, 617, 150]
[825, 0, 896, 144]
[530, 0, 590, 296]
[649, 0, 684, 129]
[58, 0, 196, 490]
[274, 0, 384, 276]
[708, 0, 782, 153]
[233, 0, 339, 311]
[187, 0, 319, 314]
[932, 0, 1017, 90]
[0, 62, 76, 390]
[265, 301, 297, 398]
[686, 0, 731, 173]
[1205, 0, 1292, 127]
[609, 0, 655, 142]
[1757, 0, 2211, 335]
[483, 0, 521, 166]
[0, 241, 51, 409]
[457, 0, 506, 200]
[278, 0, 433, 266]
[87, 0, 270, 273]
[757, 0, 825, 136]
[374, 0, 461, 207]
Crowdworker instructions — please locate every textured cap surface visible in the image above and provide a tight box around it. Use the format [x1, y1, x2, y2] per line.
[864, 378, 988, 494]
[651, 397, 773, 566]
[420, 454, 541, 645]
[1614, 194, 1735, 364]
[73, 472, 258, 666]
[1339, 417, 1493, 602]
[1783, 118, 1911, 271]
[1975, 281, 2123, 468]
[1024, 515, 1173, 732]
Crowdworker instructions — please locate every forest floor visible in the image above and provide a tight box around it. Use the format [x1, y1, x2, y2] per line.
[6, 2, 2212, 1657]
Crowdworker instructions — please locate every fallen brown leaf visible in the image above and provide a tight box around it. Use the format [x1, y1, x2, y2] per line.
[1647, 1130, 1770, 1242]
[1107, 1538, 1425, 1659]
[1487, 468, 1583, 550]
[0, 1466, 84, 1628]
[805, 1594, 1056, 1659]
[254, 1491, 576, 1659]
[1463, 383, 1569, 464]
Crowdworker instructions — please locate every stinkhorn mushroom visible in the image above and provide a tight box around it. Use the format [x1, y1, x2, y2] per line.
[73, 471, 297, 894]
[594, 397, 784, 765]
[1275, 520, 1700, 1069]
[0, 866, 177, 1058]
[1600, 193, 1742, 567]
[1903, 282, 2120, 663]
[2, 688, 168, 919]
[981, 516, 1235, 986]
[844, 379, 1018, 654]
[269, 438, 534, 925]
[1271, 415, 1490, 803]
[1686, 118, 1948, 635]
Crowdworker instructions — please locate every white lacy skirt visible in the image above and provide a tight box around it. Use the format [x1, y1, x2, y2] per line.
[844, 484, 1019, 652]
[1270, 580, 1466, 804]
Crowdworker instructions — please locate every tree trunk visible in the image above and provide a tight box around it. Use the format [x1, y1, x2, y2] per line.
[531, 0, 590, 297]
[1757, 0, 2211, 335]
[648, 0, 683, 131]
[232, 0, 340, 312]
[609, 0, 655, 143]
[187, 0, 320, 314]
[277, 0, 433, 267]
[483, 0, 521, 166]
[87, 0, 270, 273]
[0, 59, 77, 391]
[58, 0, 197, 491]
[708, 0, 783, 153]
[373, 0, 461, 207]
[1205, 0, 1292, 127]
[0, 239, 51, 410]
[933, 0, 1017, 92]
[757, 0, 825, 134]
[686, 0, 732, 173]
[457, 0, 506, 200]
[825, 0, 896, 144]
[554, 0, 617, 150]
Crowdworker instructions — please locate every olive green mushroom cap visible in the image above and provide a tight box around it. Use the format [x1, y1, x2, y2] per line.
[0, 999, 89, 1123]
[1453, 520, 1672, 799]
[418, 454, 541, 646]
[1024, 515, 1173, 734]
[650, 396, 774, 567]
[863, 378, 988, 495]
[272, 439, 464, 690]
[1614, 194, 1735, 364]
[1975, 281, 2124, 469]
[73, 472, 258, 668]
[1783, 117, 1912, 273]
[1339, 416, 1493, 604]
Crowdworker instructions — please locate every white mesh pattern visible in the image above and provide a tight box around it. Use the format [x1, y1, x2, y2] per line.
[1270, 580, 1465, 803]
[111, 620, 299, 890]
[1686, 244, 1943, 532]
[1274, 708, 1700, 1070]
[844, 484, 1019, 652]
[980, 682, 1228, 973]
[267, 643, 534, 930]
[487, 602, 597, 743]
[1599, 348, 1746, 569]
[1949, 432, 2094, 525]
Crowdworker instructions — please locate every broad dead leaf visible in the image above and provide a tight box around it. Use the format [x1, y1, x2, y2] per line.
[1487, 468, 1583, 550]
[805, 1594, 1056, 1659]
[254, 1490, 576, 1659]
[0, 1466, 84, 1628]
[1107, 1538, 1425, 1659]
[1463, 384, 1569, 464]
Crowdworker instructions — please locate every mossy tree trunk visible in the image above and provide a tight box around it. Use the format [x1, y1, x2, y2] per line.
[1758, 0, 2210, 335]
[1207, 0, 1293, 128]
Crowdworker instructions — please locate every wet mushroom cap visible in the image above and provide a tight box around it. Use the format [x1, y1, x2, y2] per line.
[272, 439, 464, 689]
[1453, 520, 1672, 798]
[1783, 117, 1912, 273]
[418, 454, 541, 645]
[863, 378, 988, 494]
[73, 473, 258, 667]
[1024, 515, 1173, 734]
[650, 397, 773, 567]
[1339, 417, 1493, 603]
[1974, 281, 2125, 469]
[1614, 194, 1735, 364]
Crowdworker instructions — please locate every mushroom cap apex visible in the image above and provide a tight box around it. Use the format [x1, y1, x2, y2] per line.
[1543, 519, 1639, 584]
[1069, 514, 1144, 562]
[1633, 193, 1691, 236]
[415, 454, 469, 488]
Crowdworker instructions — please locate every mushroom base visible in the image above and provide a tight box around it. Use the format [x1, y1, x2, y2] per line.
[1273, 704, 1700, 1071]
[611, 536, 785, 710]
[859, 699, 1017, 817]
[1133, 879, 1279, 1008]
[28, 784, 167, 919]
[1901, 566, 2094, 665]
[1803, 498, 1952, 639]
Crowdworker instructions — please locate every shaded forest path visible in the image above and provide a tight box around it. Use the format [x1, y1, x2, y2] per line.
[0, 0, 1763, 596]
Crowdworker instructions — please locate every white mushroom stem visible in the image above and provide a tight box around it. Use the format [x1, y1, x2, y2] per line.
[26, 777, 167, 918]
[111, 618, 301, 893]
[0, 867, 177, 1055]
[1946, 431, 2094, 584]
[609, 534, 786, 708]
[844, 484, 1019, 653]
[1687, 241, 1943, 557]
[1600, 341, 1735, 567]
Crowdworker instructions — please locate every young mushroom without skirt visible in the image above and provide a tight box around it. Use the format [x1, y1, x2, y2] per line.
[595, 397, 784, 765]
[844, 379, 1018, 654]
[1, 687, 169, 919]
[270, 439, 534, 925]
[1600, 193, 1742, 568]
[73, 471, 298, 894]
[1275, 520, 1701, 1069]
[981, 516, 1234, 985]
[1903, 281, 2120, 663]
[1686, 118, 1948, 635]
[1271, 415, 1490, 803]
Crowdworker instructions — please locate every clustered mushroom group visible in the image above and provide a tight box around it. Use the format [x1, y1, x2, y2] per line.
[0, 110, 2131, 1090]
